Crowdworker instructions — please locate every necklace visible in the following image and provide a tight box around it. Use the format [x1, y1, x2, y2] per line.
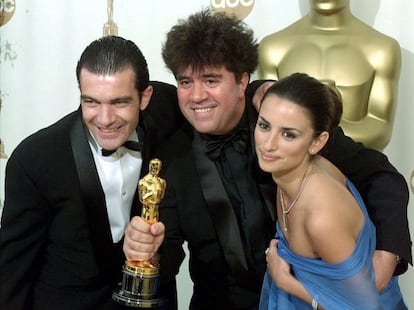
[279, 164, 316, 232]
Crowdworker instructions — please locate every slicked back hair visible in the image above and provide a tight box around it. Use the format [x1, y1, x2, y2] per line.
[76, 36, 149, 96]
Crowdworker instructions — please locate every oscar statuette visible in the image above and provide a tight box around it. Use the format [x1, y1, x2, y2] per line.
[113, 159, 166, 308]
[103, 0, 118, 36]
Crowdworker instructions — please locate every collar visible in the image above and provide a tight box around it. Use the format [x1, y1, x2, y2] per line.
[200, 109, 249, 142]
[87, 130, 140, 158]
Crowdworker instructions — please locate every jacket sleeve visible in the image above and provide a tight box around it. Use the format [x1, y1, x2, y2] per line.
[145, 81, 185, 142]
[157, 176, 186, 310]
[245, 79, 276, 102]
[158, 158, 187, 280]
[1, 150, 52, 310]
[324, 127, 412, 274]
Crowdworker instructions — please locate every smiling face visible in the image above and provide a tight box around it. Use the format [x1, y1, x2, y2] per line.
[176, 65, 248, 135]
[80, 67, 152, 151]
[255, 94, 328, 176]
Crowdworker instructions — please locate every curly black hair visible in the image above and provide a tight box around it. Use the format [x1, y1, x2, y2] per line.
[162, 8, 258, 82]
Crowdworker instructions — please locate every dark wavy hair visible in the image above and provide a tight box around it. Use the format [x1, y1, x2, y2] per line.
[76, 36, 149, 96]
[162, 8, 258, 82]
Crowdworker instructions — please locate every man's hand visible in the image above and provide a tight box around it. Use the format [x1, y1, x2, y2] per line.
[123, 216, 165, 262]
[252, 81, 275, 111]
[373, 250, 398, 292]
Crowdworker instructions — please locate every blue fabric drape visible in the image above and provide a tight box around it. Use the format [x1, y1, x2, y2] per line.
[260, 179, 407, 310]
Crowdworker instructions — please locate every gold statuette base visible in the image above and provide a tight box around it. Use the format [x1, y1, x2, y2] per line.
[112, 261, 163, 308]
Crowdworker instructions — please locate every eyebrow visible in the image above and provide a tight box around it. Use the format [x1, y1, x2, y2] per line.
[80, 94, 97, 102]
[258, 115, 302, 133]
[176, 71, 223, 80]
[80, 95, 133, 103]
[258, 115, 270, 125]
[111, 96, 133, 103]
[201, 72, 223, 78]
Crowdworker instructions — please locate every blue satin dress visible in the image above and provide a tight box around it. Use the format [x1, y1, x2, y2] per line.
[259, 179, 407, 310]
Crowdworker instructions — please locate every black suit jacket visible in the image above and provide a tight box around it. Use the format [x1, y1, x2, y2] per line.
[158, 103, 275, 310]
[156, 98, 412, 309]
[0, 81, 181, 310]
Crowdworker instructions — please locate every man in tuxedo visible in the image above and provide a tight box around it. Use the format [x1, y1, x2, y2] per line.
[123, 9, 411, 310]
[0, 36, 181, 310]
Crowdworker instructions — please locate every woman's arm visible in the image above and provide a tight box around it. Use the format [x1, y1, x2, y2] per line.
[266, 239, 316, 306]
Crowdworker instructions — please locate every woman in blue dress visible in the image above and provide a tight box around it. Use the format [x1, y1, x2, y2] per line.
[255, 73, 407, 309]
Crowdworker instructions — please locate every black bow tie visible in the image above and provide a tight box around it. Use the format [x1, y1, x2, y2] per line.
[203, 128, 249, 160]
[101, 140, 143, 156]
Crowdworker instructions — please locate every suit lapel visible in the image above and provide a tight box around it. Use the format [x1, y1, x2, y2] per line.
[69, 112, 116, 274]
[138, 116, 156, 176]
[256, 173, 277, 223]
[192, 131, 249, 275]
[130, 119, 156, 217]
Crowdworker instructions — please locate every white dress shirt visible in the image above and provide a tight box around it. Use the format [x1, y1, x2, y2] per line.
[88, 131, 142, 242]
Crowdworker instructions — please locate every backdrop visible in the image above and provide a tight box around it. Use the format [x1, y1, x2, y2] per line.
[1, 0, 413, 308]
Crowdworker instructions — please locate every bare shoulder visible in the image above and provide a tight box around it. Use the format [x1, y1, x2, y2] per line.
[303, 170, 364, 262]
[304, 172, 346, 233]
[314, 156, 345, 185]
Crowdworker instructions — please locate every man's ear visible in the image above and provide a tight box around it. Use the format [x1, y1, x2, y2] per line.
[140, 85, 153, 111]
[239, 72, 250, 95]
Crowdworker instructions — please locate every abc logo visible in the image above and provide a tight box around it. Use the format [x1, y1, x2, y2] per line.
[210, 0, 255, 20]
[0, 0, 16, 27]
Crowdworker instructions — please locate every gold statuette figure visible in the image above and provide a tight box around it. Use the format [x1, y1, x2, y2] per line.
[139, 159, 166, 225]
[258, 0, 401, 150]
[103, 0, 118, 36]
[113, 159, 166, 308]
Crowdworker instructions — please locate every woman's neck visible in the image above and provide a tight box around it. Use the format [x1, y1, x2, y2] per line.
[274, 160, 316, 201]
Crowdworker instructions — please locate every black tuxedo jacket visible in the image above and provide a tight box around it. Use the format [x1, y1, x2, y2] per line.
[156, 100, 412, 309]
[158, 103, 275, 309]
[0, 81, 181, 310]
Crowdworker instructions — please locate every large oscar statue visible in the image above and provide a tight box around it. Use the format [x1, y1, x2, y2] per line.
[113, 159, 166, 308]
[258, 0, 401, 150]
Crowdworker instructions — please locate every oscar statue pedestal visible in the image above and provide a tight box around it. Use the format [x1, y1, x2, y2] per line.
[112, 260, 163, 308]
